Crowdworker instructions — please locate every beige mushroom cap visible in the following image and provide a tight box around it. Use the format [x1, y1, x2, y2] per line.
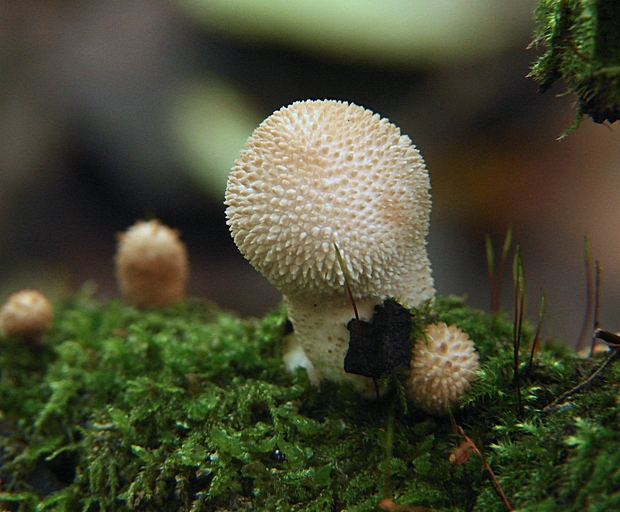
[115, 220, 188, 307]
[406, 322, 480, 413]
[225, 99, 433, 306]
[0, 289, 54, 340]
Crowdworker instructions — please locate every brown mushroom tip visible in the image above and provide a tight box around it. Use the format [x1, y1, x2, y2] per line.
[406, 322, 480, 413]
[114, 219, 188, 307]
[0, 289, 54, 340]
[225, 99, 433, 305]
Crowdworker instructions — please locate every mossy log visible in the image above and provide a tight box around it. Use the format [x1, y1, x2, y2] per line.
[0, 290, 619, 511]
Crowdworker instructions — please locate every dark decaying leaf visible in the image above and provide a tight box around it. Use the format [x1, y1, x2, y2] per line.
[344, 299, 412, 379]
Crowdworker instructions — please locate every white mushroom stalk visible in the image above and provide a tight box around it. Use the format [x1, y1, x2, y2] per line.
[225, 99, 434, 393]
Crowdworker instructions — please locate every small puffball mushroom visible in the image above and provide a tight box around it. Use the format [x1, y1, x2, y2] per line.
[406, 322, 479, 413]
[0, 289, 54, 340]
[225, 99, 434, 393]
[115, 220, 188, 307]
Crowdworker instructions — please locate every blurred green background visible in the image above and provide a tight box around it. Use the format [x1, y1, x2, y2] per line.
[1, 0, 619, 342]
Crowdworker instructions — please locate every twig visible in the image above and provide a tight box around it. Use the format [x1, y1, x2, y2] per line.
[593, 329, 620, 347]
[457, 427, 514, 511]
[543, 331, 620, 412]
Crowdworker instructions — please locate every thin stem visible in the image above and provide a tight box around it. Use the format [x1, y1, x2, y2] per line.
[382, 411, 395, 500]
[487, 228, 513, 313]
[333, 243, 359, 322]
[512, 247, 524, 414]
[527, 291, 546, 375]
[448, 407, 459, 443]
[575, 236, 593, 351]
[334, 242, 380, 399]
[589, 261, 601, 358]
[495, 227, 513, 312]
[458, 427, 514, 511]
[486, 234, 495, 312]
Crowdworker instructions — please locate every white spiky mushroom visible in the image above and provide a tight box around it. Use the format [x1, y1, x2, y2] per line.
[406, 322, 480, 413]
[225, 99, 434, 393]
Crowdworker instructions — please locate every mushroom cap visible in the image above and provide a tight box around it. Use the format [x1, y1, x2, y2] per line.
[225, 99, 433, 303]
[115, 220, 188, 307]
[406, 322, 480, 413]
[0, 289, 54, 340]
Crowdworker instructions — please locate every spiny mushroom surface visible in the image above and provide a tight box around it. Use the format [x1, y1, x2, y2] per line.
[406, 322, 479, 413]
[0, 289, 54, 340]
[115, 220, 188, 307]
[225, 99, 434, 392]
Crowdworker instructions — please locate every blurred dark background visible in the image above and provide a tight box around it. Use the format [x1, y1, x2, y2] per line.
[1, 0, 619, 343]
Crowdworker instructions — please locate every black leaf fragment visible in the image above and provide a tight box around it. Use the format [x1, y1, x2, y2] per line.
[344, 299, 412, 379]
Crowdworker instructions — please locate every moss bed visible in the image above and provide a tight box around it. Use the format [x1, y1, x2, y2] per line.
[0, 289, 619, 511]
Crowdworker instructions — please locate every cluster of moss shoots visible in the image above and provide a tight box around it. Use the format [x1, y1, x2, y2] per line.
[1, 265, 620, 511]
[530, 0, 620, 133]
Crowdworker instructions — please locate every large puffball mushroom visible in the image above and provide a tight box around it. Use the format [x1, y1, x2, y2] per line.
[115, 220, 188, 307]
[406, 322, 480, 413]
[225, 99, 434, 393]
[0, 289, 54, 340]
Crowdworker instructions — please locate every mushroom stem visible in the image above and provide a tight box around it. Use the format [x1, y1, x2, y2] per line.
[285, 294, 381, 394]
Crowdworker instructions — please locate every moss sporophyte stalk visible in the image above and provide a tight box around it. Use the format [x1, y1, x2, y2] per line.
[3, 292, 620, 510]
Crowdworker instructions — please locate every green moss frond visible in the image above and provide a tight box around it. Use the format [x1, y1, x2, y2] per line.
[530, 0, 620, 130]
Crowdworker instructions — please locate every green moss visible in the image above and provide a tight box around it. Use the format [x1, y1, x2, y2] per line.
[530, 0, 620, 131]
[0, 290, 619, 510]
